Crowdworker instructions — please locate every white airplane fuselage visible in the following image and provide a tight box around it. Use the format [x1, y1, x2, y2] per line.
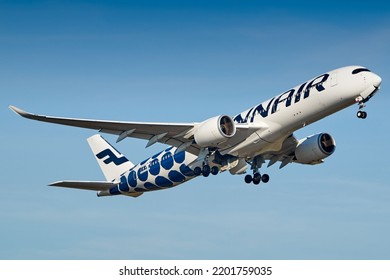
[98, 66, 381, 197]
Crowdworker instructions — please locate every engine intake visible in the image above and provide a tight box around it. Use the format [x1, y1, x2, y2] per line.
[294, 133, 336, 164]
[194, 115, 236, 147]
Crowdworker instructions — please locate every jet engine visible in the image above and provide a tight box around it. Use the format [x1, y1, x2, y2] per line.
[194, 115, 236, 147]
[294, 133, 336, 164]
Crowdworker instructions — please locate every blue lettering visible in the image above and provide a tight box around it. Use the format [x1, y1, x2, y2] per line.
[272, 90, 295, 114]
[234, 98, 275, 123]
[234, 108, 254, 123]
[250, 98, 275, 121]
[234, 73, 329, 120]
[245, 108, 254, 122]
[303, 74, 329, 99]
[233, 114, 244, 123]
[294, 82, 307, 103]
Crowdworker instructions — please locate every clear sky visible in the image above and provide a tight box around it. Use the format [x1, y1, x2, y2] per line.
[1, 0, 390, 259]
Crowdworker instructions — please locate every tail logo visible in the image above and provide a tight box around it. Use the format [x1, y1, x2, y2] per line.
[96, 149, 129, 165]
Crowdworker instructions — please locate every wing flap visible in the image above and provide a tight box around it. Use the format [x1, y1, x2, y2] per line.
[9, 106, 270, 157]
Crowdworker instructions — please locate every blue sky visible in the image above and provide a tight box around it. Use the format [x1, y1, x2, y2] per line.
[1, 0, 390, 259]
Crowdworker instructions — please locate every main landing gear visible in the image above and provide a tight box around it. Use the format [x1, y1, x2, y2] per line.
[192, 148, 216, 177]
[244, 172, 270, 185]
[244, 156, 270, 185]
[193, 163, 219, 177]
[193, 148, 221, 177]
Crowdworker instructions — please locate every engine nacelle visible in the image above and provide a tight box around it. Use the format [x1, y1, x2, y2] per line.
[294, 133, 336, 164]
[194, 115, 236, 147]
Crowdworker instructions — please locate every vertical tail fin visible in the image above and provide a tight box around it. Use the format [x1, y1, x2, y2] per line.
[87, 134, 135, 182]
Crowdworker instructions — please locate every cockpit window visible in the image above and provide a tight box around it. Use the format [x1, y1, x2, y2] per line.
[352, 68, 371, 74]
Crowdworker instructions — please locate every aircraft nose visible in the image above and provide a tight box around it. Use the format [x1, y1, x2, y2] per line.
[370, 72, 382, 88]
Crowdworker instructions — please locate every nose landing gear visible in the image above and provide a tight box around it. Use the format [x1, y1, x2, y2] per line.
[357, 110, 367, 119]
[356, 97, 368, 119]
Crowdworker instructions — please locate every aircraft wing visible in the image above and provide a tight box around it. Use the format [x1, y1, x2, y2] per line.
[9, 105, 201, 155]
[10, 105, 265, 156]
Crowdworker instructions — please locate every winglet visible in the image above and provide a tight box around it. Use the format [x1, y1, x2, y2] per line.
[9, 105, 31, 118]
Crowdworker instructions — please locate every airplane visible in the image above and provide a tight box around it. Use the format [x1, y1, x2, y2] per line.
[9, 65, 382, 198]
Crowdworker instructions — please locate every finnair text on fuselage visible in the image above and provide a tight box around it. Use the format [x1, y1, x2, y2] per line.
[234, 74, 329, 123]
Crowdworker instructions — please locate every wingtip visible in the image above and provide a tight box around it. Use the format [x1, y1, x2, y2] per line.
[9, 105, 28, 116]
[48, 181, 61, 187]
[8, 105, 18, 112]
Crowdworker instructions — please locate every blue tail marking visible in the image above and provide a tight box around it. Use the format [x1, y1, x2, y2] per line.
[96, 149, 129, 165]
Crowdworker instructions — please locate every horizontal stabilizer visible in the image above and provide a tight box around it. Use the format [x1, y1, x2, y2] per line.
[49, 180, 118, 191]
[50, 180, 144, 198]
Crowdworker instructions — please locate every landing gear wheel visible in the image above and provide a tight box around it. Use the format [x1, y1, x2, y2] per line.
[253, 173, 261, 185]
[202, 165, 211, 177]
[193, 167, 202, 176]
[211, 166, 219, 175]
[261, 174, 270, 183]
[244, 174, 253, 184]
[357, 110, 367, 119]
